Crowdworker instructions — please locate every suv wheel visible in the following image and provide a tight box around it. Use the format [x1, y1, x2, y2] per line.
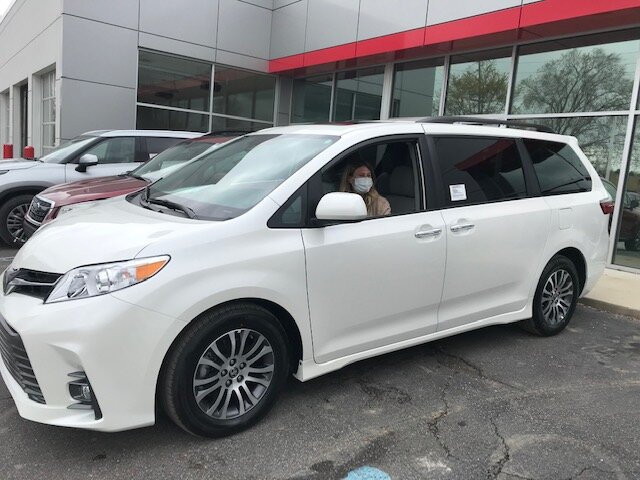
[624, 231, 640, 252]
[0, 194, 34, 245]
[161, 303, 289, 437]
[521, 255, 579, 336]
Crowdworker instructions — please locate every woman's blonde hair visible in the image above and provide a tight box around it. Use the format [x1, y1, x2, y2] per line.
[339, 159, 380, 209]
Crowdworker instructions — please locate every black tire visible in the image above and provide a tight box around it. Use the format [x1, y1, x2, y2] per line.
[521, 255, 580, 336]
[160, 303, 290, 437]
[0, 194, 34, 245]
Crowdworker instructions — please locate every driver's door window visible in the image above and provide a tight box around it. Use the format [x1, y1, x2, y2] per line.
[65, 137, 139, 181]
[318, 140, 422, 217]
[82, 137, 136, 164]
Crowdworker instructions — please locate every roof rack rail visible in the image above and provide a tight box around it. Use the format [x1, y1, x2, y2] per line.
[205, 130, 253, 136]
[416, 116, 556, 134]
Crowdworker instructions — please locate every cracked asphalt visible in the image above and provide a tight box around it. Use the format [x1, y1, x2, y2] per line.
[0, 248, 639, 479]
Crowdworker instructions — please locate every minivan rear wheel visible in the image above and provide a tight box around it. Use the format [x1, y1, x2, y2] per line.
[160, 303, 289, 437]
[521, 255, 579, 336]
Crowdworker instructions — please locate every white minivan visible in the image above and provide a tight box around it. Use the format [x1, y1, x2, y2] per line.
[0, 119, 611, 437]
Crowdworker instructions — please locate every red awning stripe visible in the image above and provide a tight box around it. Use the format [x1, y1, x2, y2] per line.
[269, 0, 640, 73]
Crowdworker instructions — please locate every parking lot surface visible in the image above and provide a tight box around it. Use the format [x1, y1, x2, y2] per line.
[0, 246, 638, 479]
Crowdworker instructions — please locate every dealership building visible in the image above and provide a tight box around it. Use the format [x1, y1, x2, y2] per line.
[0, 0, 640, 271]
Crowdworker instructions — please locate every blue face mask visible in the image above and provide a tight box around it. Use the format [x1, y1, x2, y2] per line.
[353, 177, 373, 194]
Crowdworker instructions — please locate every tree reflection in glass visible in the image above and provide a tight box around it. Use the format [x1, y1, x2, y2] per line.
[513, 48, 634, 114]
[445, 60, 509, 115]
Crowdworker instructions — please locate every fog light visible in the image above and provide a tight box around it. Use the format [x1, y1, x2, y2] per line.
[67, 371, 102, 419]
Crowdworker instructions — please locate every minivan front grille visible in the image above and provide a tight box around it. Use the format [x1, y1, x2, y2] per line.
[3, 268, 62, 300]
[27, 197, 52, 225]
[0, 315, 45, 404]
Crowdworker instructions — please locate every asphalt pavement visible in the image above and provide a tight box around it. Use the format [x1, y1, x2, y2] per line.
[0, 246, 638, 479]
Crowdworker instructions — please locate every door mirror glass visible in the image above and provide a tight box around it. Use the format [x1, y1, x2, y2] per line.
[315, 192, 367, 221]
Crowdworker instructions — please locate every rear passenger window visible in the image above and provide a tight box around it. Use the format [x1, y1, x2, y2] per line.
[433, 137, 527, 207]
[523, 139, 592, 195]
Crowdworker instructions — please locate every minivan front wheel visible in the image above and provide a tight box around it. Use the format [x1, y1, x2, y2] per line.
[161, 303, 290, 437]
[522, 255, 579, 336]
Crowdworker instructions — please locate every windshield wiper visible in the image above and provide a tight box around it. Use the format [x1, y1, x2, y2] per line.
[143, 197, 198, 219]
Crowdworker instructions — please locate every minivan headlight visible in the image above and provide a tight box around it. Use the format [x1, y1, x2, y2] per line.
[45, 256, 170, 303]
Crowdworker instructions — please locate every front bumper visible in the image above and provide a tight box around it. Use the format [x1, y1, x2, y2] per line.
[0, 287, 187, 432]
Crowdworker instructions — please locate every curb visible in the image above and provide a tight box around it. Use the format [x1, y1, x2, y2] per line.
[579, 298, 640, 320]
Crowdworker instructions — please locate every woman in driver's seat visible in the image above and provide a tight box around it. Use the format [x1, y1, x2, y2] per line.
[339, 160, 391, 217]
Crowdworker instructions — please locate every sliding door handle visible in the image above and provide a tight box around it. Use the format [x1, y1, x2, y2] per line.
[415, 228, 442, 238]
[450, 223, 475, 233]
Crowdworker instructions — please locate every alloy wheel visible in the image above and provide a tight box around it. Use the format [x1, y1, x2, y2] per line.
[193, 328, 275, 420]
[541, 269, 574, 326]
[6, 203, 29, 243]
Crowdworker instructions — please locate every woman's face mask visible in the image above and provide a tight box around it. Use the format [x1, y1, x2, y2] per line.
[353, 176, 373, 194]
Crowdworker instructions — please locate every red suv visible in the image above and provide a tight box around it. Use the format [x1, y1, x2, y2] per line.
[23, 132, 243, 239]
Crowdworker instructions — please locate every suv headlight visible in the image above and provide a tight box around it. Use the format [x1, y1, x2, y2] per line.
[45, 256, 170, 303]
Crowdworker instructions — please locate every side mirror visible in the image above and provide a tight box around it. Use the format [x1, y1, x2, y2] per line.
[75, 154, 98, 172]
[315, 192, 367, 222]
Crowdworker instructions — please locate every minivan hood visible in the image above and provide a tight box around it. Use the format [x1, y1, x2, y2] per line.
[39, 175, 148, 206]
[0, 159, 38, 170]
[14, 197, 209, 274]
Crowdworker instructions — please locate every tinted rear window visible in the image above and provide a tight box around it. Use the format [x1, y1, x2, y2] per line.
[523, 139, 592, 195]
[433, 136, 527, 206]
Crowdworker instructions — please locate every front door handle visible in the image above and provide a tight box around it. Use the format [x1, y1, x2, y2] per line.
[415, 228, 442, 239]
[450, 223, 475, 233]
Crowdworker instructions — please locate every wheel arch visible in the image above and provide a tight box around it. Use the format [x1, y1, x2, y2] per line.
[155, 297, 304, 412]
[554, 247, 587, 295]
[0, 185, 49, 205]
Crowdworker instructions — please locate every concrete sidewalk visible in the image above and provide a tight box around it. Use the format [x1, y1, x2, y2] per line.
[581, 268, 640, 320]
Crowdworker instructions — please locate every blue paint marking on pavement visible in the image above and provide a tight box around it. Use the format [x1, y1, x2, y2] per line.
[344, 466, 391, 480]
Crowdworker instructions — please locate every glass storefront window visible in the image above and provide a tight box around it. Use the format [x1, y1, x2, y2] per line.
[512, 32, 640, 114]
[519, 116, 628, 181]
[212, 67, 276, 123]
[136, 106, 209, 133]
[137, 50, 275, 132]
[614, 118, 640, 268]
[137, 51, 211, 112]
[211, 115, 270, 132]
[391, 58, 444, 118]
[445, 49, 511, 115]
[41, 70, 56, 154]
[334, 67, 384, 121]
[291, 74, 333, 123]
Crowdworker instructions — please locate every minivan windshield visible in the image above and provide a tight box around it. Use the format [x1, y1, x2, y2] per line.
[132, 139, 227, 181]
[38, 136, 97, 163]
[142, 134, 338, 221]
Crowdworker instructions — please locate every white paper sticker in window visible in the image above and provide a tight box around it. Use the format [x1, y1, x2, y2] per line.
[449, 184, 467, 202]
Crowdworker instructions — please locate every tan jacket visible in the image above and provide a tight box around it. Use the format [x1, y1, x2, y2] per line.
[366, 193, 391, 217]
